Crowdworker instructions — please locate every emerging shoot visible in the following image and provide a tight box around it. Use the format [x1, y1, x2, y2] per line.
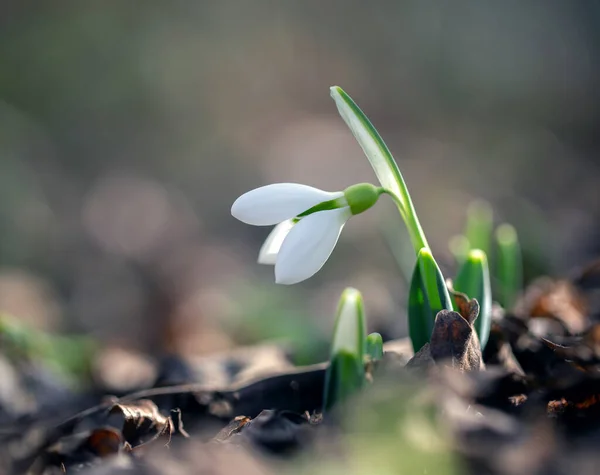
[408, 248, 453, 353]
[465, 200, 493, 258]
[453, 249, 492, 350]
[366, 332, 384, 361]
[495, 224, 523, 310]
[323, 288, 367, 411]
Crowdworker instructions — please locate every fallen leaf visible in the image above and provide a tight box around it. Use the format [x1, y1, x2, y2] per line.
[448, 285, 480, 325]
[85, 427, 123, 457]
[406, 310, 484, 371]
[430, 310, 484, 371]
[541, 323, 600, 373]
[483, 322, 525, 375]
[213, 415, 251, 442]
[108, 399, 173, 448]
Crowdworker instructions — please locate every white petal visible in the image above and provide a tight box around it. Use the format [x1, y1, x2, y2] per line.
[275, 208, 351, 285]
[257, 219, 295, 265]
[231, 183, 343, 226]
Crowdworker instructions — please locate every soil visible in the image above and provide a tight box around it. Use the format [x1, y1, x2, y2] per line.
[2, 259, 600, 475]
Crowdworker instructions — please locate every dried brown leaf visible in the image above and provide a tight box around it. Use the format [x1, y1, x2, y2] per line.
[448, 285, 480, 325]
[406, 310, 484, 371]
[430, 310, 484, 371]
[109, 399, 173, 447]
[85, 427, 123, 457]
[405, 343, 435, 370]
[541, 323, 600, 373]
[213, 415, 252, 442]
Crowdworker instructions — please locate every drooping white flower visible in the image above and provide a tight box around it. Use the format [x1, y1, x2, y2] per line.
[231, 182, 381, 285]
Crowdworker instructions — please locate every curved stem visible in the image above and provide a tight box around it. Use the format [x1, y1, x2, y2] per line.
[381, 189, 429, 254]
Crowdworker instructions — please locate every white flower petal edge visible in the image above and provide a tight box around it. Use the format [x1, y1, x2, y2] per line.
[275, 207, 352, 285]
[257, 219, 295, 265]
[231, 183, 343, 226]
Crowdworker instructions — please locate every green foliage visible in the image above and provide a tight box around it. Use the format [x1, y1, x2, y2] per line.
[324, 350, 366, 412]
[330, 86, 428, 255]
[465, 200, 493, 257]
[365, 332, 383, 361]
[294, 375, 463, 475]
[451, 198, 523, 316]
[495, 223, 523, 309]
[0, 314, 96, 385]
[323, 288, 366, 411]
[453, 249, 492, 349]
[408, 248, 453, 353]
[330, 87, 523, 354]
[331, 86, 458, 354]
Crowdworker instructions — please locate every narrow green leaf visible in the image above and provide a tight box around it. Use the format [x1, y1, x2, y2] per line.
[323, 287, 366, 411]
[365, 332, 384, 361]
[408, 248, 453, 352]
[465, 200, 493, 257]
[330, 86, 428, 254]
[408, 263, 432, 353]
[453, 249, 492, 349]
[323, 351, 365, 411]
[495, 224, 522, 310]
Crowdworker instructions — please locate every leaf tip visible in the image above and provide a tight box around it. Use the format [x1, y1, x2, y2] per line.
[340, 286, 362, 304]
[496, 223, 518, 244]
[330, 85, 343, 97]
[467, 248, 488, 264]
[417, 247, 433, 260]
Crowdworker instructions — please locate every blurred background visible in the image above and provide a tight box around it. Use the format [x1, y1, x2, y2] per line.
[1, 0, 599, 367]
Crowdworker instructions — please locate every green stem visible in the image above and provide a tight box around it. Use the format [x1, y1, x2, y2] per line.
[381, 189, 429, 255]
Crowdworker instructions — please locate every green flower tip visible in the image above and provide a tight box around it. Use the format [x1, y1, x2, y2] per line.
[467, 248, 488, 263]
[338, 287, 365, 322]
[330, 85, 344, 97]
[341, 286, 362, 304]
[417, 247, 433, 260]
[330, 86, 354, 111]
[343, 183, 382, 216]
[496, 224, 517, 245]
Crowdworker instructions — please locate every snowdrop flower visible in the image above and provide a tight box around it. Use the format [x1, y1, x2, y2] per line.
[231, 183, 382, 284]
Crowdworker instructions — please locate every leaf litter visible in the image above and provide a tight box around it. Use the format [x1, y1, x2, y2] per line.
[3, 260, 600, 473]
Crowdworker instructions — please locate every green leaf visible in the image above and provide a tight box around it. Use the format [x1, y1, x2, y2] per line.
[453, 249, 492, 349]
[465, 200, 493, 257]
[323, 351, 365, 412]
[408, 248, 453, 352]
[495, 224, 522, 310]
[323, 287, 366, 411]
[0, 314, 96, 385]
[365, 332, 384, 361]
[330, 86, 428, 254]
